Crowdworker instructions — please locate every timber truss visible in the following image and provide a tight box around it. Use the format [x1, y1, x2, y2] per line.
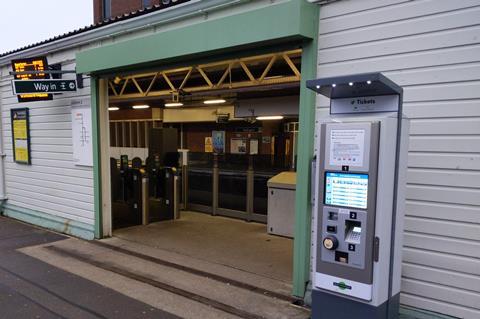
[108, 49, 302, 102]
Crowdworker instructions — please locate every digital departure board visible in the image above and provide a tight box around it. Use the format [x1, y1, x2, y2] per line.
[324, 172, 369, 209]
[11, 57, 53, 102]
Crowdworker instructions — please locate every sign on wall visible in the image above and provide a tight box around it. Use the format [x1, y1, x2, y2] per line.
[71, 99, 93, 166]
[212, 131, 225, 154]
[204, 137, 213, 153]
[11, 108, 31, 164]
[13, 79, 77, 94]
[11, 56, 53, 103]
[231, 138, 247, 154]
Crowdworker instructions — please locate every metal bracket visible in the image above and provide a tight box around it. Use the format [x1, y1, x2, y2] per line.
[76, 73, 84, 89]
[9, 70, 76, 76]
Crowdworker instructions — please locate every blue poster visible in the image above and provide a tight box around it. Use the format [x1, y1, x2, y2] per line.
[212, 131, 225, 154]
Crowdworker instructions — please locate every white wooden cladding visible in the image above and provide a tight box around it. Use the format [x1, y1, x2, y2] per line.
[0, 57, 95, 227]
[316, 1, 480, 318]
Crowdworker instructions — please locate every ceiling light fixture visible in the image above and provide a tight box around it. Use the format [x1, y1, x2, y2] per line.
[165, 102, 184, 107]
[108, 107, 120, 111]
[204, 99, 226, 105]
[132, 105, 150, 109]
[256, 116, 284, 121]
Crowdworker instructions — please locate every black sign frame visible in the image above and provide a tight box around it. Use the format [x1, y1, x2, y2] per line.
[11, 56, 53, 103]
[10, 108, 32, 165]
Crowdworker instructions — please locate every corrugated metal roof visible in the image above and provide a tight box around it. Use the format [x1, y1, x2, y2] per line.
[0, 1, 191, 58]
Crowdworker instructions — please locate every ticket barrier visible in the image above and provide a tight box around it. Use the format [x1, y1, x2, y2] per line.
[147, 156, 179, 223]
[306, 73, 409, 319]
[111, 156, 143, 229]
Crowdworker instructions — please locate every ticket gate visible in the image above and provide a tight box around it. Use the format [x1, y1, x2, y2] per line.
[147, 155, 179, 223]
[307, 73, 409, 319]
[111, 156, 143, 229]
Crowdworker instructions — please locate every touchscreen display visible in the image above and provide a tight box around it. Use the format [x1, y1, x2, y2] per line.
[325, 172, 368, 209]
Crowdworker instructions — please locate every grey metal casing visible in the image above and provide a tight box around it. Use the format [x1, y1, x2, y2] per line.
[312, 114, 408, 307]
[316, 121, 380, 285]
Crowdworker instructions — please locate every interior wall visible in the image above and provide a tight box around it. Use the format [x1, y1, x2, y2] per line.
[109, 108, 153, 120]
[183, 121, 283, 155]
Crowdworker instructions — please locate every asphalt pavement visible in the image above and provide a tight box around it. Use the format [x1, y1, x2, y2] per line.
[0, 216, 180, 319]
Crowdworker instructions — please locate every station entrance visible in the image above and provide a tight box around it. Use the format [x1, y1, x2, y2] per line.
[102, 49, 302, 285]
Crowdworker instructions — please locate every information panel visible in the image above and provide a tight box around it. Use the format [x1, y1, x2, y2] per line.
[71, 99, 93, 166]
[212, 131, 225, 154]
[324, 172, 368, 209]
[11, 56, 52, 103]
[329, 129, 365, 167]
[10, 108, 31, 164]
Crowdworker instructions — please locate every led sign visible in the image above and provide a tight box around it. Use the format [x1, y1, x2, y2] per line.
[11, 56, 53, 103]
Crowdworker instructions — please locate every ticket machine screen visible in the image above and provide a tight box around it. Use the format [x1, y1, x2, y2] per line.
[325, 172, 369, 209]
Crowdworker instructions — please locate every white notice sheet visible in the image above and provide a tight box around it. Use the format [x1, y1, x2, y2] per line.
[329, 129, 365, 167]
[72, 101, 93, 166]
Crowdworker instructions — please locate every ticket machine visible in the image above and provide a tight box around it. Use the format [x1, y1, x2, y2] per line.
[306, 73, 409, 319]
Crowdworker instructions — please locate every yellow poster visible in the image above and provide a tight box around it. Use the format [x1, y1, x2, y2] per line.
[11, 108, 30, 164]
[13, 119, 27, 139]
[15, 147, 29, 163]
[205, 137, 213, 153]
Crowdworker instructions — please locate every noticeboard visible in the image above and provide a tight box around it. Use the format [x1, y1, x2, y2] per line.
[11, 108, 31, 164]
[11, 56, 53, 103]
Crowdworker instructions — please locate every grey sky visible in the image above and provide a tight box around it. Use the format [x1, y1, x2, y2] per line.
[0, 1, 93, 54]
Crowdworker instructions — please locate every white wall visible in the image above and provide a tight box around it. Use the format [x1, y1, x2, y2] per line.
[316, 0, 480, 318]
[0, 49, 95, 234]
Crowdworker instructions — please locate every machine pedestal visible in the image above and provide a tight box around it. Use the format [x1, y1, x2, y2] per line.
[311, 289, 400, 319]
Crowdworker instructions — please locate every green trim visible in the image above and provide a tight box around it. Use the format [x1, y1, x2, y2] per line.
[293, 4, 319, 297]
[77, 0, 316, 74]
[400, 305, 458, 319]
[2, 203, 95, 240]
[91, 77, 103, 239]
[84, 0, 320, 293]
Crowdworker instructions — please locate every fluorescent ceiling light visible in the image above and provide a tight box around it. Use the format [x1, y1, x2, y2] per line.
[204, 99, 226, 105]
[132, 105, 150, 109]
[108, 107, 119, 111]
[165, 102, 184, 107]
[256, 116, 284, 121]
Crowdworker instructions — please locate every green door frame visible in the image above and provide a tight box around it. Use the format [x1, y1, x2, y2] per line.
[84, 0, 319, 297]
[91, 77, 103, 239]
[293, 25, 319, 297]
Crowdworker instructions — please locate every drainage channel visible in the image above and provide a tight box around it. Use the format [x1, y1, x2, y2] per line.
[46, 245, 265, 319]
[91, 240, 299, 304]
